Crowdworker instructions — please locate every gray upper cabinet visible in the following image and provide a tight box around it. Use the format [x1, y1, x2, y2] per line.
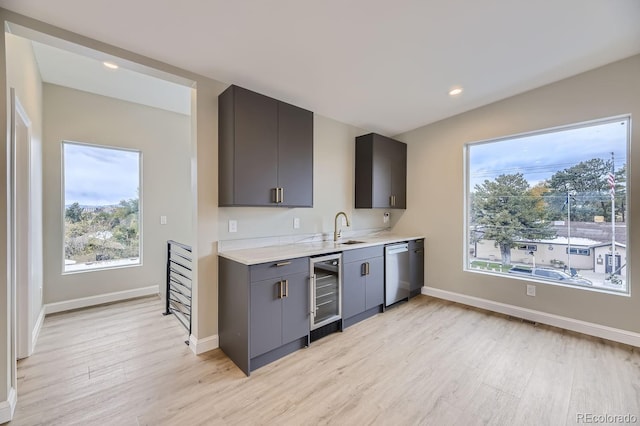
[219, 85, 313, 207]
[277, 101, 314, 207]
[355, 133, 407, 209]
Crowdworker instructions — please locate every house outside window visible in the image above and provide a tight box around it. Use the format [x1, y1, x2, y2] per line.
[466, 116, 630, 293]
[63, 141, 142, 273]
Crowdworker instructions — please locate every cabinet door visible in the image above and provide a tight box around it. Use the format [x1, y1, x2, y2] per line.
[371, 135, 393, 208]
[278, 102, 313, 207]
[282, 272, 310, 344]
[364, 256, 384, 310]
[409, 240, 425, 297]
[390, 140, 407, 209]
[343, 261, 366, 319]
[234, 86, 279, 206]
[250, 278, 283, 357]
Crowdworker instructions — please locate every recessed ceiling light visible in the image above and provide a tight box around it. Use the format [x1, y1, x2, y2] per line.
[449, 87, 463, 96]
[103, 61, 119, 70]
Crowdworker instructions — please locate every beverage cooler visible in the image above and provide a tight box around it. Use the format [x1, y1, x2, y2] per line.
[309, 253, 342, 331]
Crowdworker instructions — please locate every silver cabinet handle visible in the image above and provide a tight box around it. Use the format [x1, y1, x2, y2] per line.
[274, 187, 284, 203]
[278, 280, 284, 299]
[274, 187, 280, 203]
[366, 262, 370, 275]
[284, 279, 289, 298]
[275, 261, 291, 267]
[389, 195, 393, 207]
[361, 263, 366, 276]
[310, 274, 317, 317]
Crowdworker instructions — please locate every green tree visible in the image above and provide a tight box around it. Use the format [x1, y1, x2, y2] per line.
[472, 173, 555, 265]
[65, 202, 83, 223]
[545, 158, 616, 221]
[63, 198, 140, 263]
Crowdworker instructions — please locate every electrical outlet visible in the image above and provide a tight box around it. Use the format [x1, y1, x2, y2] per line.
[228, 220, 237, 233]
[293, 217, 300, 229]
[160, 215, 167, 225]
[526, 284, 536, 297]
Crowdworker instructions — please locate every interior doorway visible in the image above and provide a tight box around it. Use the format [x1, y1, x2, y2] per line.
[10, 89, 34, 361]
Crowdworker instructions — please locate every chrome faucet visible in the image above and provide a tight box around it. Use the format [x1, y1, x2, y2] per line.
[334, 211, 350, 242]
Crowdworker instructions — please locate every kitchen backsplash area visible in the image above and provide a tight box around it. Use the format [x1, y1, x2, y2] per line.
[218, 207, 404, 251]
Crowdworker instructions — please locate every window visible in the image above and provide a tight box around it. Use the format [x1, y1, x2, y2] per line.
[566, 247, 590, 256]
[63, 142, 141, 273]
[466, 116, 629, 293]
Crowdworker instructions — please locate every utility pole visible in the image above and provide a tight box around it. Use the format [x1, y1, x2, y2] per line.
[610, 152, 616, 275]
[566, 189, 572, 272]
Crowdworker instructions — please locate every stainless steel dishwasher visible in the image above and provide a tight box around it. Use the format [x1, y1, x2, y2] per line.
[385, 243, 410, 306]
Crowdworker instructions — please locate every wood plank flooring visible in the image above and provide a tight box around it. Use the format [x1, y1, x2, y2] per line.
[9, 295, 640, 425]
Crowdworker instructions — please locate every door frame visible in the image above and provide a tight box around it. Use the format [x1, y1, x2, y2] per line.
[10, 88, 33, 362]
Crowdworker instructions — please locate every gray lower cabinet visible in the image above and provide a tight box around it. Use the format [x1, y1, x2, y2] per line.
[342, 246, 384, 328]
[219, 256, 310, 376]
[409, 239, 425, 298]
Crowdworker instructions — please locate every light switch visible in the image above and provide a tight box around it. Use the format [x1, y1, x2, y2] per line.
[160, 215, 167, 225]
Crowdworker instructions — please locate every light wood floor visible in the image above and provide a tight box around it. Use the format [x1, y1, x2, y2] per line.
[9, 295, 640, 425]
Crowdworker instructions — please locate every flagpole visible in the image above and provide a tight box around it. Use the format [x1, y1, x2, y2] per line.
[610, 152, 616, 274]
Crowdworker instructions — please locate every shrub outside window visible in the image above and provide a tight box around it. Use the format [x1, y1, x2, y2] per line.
[63, 141, 141, 273]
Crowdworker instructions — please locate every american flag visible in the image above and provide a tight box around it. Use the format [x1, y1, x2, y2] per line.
[608, 172, 615, 198]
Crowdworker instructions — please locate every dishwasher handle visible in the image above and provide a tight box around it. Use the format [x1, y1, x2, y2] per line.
[386, 243, 409, 255]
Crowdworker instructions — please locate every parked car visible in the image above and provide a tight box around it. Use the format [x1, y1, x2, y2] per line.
[508, 266, 593, 286]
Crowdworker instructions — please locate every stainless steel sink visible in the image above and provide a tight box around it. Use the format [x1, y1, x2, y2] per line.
[341, 240, 365, 245]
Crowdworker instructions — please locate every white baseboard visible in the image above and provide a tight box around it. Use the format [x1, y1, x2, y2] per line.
[189, 334, 219, 355]
[44, 285, 159, 315]
[0, 387, 17, 423]
[32, 307, 46, 353]
[421, 286, 640, 348]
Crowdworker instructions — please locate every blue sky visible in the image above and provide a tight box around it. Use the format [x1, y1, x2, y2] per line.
[468, 118, 628, 190]
[64, 143, 140, 206]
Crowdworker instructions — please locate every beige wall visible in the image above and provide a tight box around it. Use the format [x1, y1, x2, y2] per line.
[42, 84, 192, 303]
[5, 33, 44, 353]
[394, 55, 640, 333]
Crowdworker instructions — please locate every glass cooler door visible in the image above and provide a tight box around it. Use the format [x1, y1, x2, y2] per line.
[310, 254, 342, 330]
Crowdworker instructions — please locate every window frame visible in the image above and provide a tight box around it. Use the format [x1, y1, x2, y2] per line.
[566, 247, 591, 256]
[61, 140, 143, 274]
[463, 115, 631, 295]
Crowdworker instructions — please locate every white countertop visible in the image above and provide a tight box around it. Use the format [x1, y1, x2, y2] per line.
[218, 234, 425, 265]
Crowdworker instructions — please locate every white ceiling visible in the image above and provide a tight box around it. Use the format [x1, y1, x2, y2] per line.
[2, 0, 640, 136]
[30, 40, 192, 115]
